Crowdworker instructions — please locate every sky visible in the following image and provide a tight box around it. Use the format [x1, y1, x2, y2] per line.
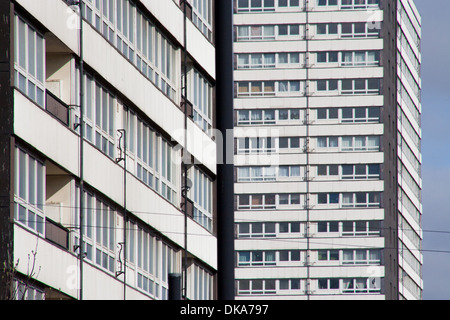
[412, 0, 450, 300]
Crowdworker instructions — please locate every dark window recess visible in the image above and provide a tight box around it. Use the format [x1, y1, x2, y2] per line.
[45, 219, 69, 249]
[179, 0, 193, 20]
[45, 90, 69, 126]
[182, 198, 194, 219]
[181, 95, 194, 118]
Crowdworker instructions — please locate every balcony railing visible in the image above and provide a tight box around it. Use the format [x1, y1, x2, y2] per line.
[45, 90, 69, 126]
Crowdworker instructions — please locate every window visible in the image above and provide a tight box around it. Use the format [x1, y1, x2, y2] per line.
[114, 0, 135, 61]
[279, 250, 301, 262]
[82, 1, 179, 102]
[236, 24, 303, 41]
[238, 251, 276, 266]
[318, 277, 381, 293]
[160, 139, 177, 204]
[237, 53, 276, 69]
[316, 108, 338, 120]
[341, 192, 381, 208]
[341, 22, 379, 38]
[280, 109, 301, 121]
[134, 222, 182, 300]
[75, 71, 115, 159]
[237, 81, 275, 97]
[190, 68, 213, 133]
[237, 109, 276, 125]
[237, 25, 275, 41]
[237, 194, 276, 210]
[136, 227, 156, 296]
[318, 0, 338, 5]
[279, 279, 301, 291]
[316, 107, 380, 123]
[125, 108, 180, 206]
[341, 0, 380, 10]
[341, 164, 380, 179]
[14, 147, 45, 235]
[342, 221, 381, 236]
[278, 24, 301, 36]
[82, 0, 115, 42]
[316, 136, 339, 148]
[237, 0, 300, 12]
[318, 250, 339, 261]
[191, 0, 213, 41]
[316, 249, 382, 265]
[399, 54, 420, 99]
[318, 0, 338, 6]
[237, 166, 276, 182]
[94, 198, 116, 273]
[72, 187, 116, 273]
[278, 193, 301, 206]
[343, 249, 381, 265]
[279, 137, 301, 150]
[341, 136, 380, 151]
[278, 0, 300, 8]
[13, 279, 45, 300]
[341, 79, 380, 94]
[94, 83, 115, 158]
[317, 165, 339, 177]
[318, 278, 340, 290]
[237, 222, 276, 238]
[237, 137, 275, 154]
[342, 278, 381, 294]
[317, 193, 339, 204]
[278, 52, 301, 66]
[317, 23, 338, 35]
[237, 0, 276, 12]
[136, 117, 157, 189]
[236, 108, 301, 125]
[317, 51, 338, 63]
[279, 165, 301, 178]
[236, 80, 303, 97]
[238, 279, 276, 295]
[72, 187, 116, 274]
[190, 167, 213, 232]
[317, 221, 339, 233]
[278, 80, 302, 94]
[317, 193, 381, 208]
[317, 79, 338, 92]
[134, 117, 179, 205]
[279, 222, 301, 234]
[135, 10, 154, 79]
[341, 107, 380, 123]
[341, 51, 380, 66]
[14, 14, 45, 107]
[189, 263, 213, 300]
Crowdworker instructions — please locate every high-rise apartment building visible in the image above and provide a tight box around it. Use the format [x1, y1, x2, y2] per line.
[0, 0, 220, 300]
[233, 0, 422, 300]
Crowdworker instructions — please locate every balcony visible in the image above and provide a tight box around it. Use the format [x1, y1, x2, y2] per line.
[45, 90, 69, 126]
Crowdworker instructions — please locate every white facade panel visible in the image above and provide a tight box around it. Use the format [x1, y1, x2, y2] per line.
[13, 90, 80, 176]
[13, 226, 79, 299]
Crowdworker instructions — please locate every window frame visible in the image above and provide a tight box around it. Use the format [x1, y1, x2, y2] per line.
[340, 0, 380, 10]
[13, 13, 46, 107]
[237, 137, 275, 154]
[72, 186, 116, 274]
[190, 166, 214, 232]
[189, 68, 213, 133]
[14, 146, 46, 236]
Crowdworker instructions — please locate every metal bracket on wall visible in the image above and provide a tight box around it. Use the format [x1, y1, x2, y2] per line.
[115, 242, 125, 278]
[116, 129, 126, 164]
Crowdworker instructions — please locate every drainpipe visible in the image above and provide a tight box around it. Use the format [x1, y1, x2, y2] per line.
[77, 0, 85, 301]
[215, 0, 235, 300]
